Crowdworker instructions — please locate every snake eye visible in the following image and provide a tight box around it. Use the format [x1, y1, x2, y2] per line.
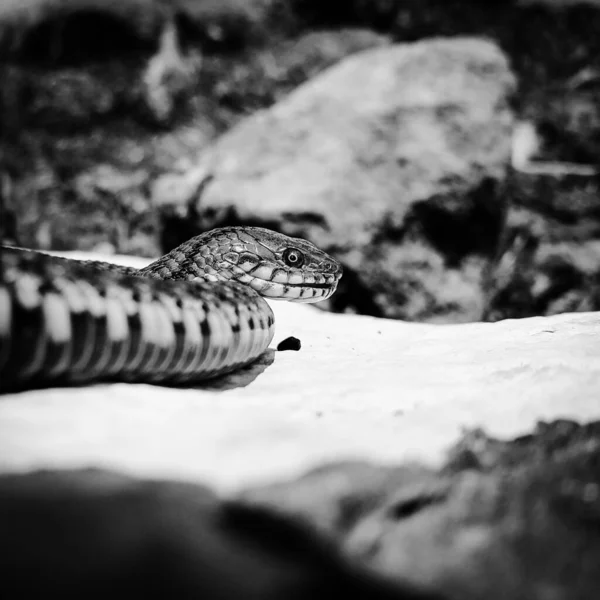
[282, 248, 305, 268]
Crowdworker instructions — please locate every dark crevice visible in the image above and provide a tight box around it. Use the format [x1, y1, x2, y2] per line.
[389, 493, 446, 521]
[281, 211, 329, 229]
[327, 266, 383, 318]
[533, 258, 587, 313]
[410, 179, 507, 267]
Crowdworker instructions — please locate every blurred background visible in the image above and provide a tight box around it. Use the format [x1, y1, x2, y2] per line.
[1, 0, 599, 324]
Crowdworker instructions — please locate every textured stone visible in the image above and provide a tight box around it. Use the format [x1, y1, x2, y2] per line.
[0, 252, 598, 494]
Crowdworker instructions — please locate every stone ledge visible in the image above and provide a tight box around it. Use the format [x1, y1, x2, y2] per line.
[1, 252, 598, 493]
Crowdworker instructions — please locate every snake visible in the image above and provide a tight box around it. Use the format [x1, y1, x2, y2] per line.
[0, 227, 342, 393]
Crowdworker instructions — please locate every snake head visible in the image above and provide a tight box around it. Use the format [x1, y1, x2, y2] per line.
[159, 227, 343, 303]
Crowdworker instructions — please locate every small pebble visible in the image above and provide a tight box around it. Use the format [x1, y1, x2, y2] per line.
[277, 336, 301, 351]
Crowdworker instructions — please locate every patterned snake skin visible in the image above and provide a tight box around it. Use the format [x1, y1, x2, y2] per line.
[0, 227, 342, 393]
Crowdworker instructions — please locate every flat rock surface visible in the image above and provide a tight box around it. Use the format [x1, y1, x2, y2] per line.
[1, 253, 599, 493]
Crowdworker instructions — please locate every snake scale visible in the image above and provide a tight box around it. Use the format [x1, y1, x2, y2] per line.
[0, 227, 342, 393]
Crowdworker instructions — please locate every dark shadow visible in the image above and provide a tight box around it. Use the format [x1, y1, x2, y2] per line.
[190, 349, 276, 392]
[9, 10, 156, 66]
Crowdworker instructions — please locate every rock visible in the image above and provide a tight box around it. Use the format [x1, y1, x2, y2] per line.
[278, 28, 391, 77]
[202, 28, 391, 112]
[0, 251, 598, 493]
[444, 418, 600, 472]
[520, 82, 600, 166]
[0, 0, 291, 253]
[239, 460, 446, 539]
[174, 37, 515, 322]
[345, 420, 600, 600]
[341, 441, 600, 600]
[4, 1, 600, 325]
[3, 423, 600, 600]
[0, 468, 434, 600]
[485, 71, 600, 321]
[239, 420, 600, 600]
[483, 170, 600, 321]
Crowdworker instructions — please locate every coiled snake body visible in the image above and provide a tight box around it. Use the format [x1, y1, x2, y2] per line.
[0, 227, 342, 393]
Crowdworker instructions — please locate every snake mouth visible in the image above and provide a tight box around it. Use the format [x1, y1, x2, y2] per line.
[288, 281, 339, 302]
[285, 281, 332, 289]
[245, 275, 338, 302]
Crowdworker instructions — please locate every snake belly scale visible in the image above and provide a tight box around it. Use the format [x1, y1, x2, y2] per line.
[0, 227, 342, 393]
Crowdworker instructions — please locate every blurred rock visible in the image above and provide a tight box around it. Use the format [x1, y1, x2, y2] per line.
[483, 169, 600, 320]
[484, 69, 600, 321]
[3, 420, 600, 600]
[0, 467, 438, 600]
[521, 83, 600, 165]
[283, 0, 600, 323]
[3, 0, 599, 322]
[241, 419, 600, 600]
[239, 461, 445, 539]
[168, 37, 515, 322]
[0, 4, 388, 256]
[201, 28, 391, 113]
[342, 446, 600, 600]
[444, 418, 600, 472]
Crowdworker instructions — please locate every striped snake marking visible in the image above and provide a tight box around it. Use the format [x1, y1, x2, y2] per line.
[0, 227, 342, 393]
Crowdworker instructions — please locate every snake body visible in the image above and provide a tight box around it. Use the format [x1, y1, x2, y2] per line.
[0, 227, 342, 393]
